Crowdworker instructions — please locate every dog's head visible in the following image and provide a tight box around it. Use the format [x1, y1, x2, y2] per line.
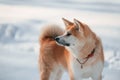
[55, 18, 96, 50]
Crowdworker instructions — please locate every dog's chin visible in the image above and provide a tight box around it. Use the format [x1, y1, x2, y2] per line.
[56, 41, 70, 46]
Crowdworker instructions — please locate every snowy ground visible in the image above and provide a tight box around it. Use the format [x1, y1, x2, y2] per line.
[0, 0, 120, 80]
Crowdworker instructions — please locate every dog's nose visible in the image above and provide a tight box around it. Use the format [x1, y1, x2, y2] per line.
[55, 37, 60, 41]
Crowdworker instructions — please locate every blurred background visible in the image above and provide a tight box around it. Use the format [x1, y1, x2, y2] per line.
[0, 0, 120, 80]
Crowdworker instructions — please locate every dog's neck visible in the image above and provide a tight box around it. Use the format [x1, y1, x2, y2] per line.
[68, 42, 96, 58]
[67, 41, 97, 68]
[76, 47, 96, 69]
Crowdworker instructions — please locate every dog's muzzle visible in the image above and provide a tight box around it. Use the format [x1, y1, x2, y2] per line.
[55, 37, 70, 46]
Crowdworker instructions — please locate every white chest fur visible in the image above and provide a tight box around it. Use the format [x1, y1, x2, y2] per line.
[71, 59, 103, 80]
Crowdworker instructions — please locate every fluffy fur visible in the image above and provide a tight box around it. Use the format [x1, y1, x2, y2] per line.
[39, 18, 104, 80]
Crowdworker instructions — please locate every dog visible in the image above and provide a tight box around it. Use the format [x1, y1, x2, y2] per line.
[39, 18, 104, 80]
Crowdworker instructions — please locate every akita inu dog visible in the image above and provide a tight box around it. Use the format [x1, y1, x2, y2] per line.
[39, 18, 104, 80]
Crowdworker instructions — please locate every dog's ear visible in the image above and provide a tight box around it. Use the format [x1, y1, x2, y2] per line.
[62, 18, 73, 28]
[74, 18, 84, 32]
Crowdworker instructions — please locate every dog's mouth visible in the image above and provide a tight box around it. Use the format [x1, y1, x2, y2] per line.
[56, 40, 70, 46]
[55, 37, 70, 46]
[59, 42, 70, 46]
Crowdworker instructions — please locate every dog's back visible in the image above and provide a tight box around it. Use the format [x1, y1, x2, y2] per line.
[39, 25, 69, 80]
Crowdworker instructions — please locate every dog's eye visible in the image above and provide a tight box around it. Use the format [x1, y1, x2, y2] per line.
[66, 32, 71, 36]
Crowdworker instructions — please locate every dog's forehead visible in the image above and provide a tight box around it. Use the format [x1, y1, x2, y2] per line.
[65, 24, 82, 38]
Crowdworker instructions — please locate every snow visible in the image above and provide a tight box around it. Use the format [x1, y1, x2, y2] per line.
[0, 0, 120, 80]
